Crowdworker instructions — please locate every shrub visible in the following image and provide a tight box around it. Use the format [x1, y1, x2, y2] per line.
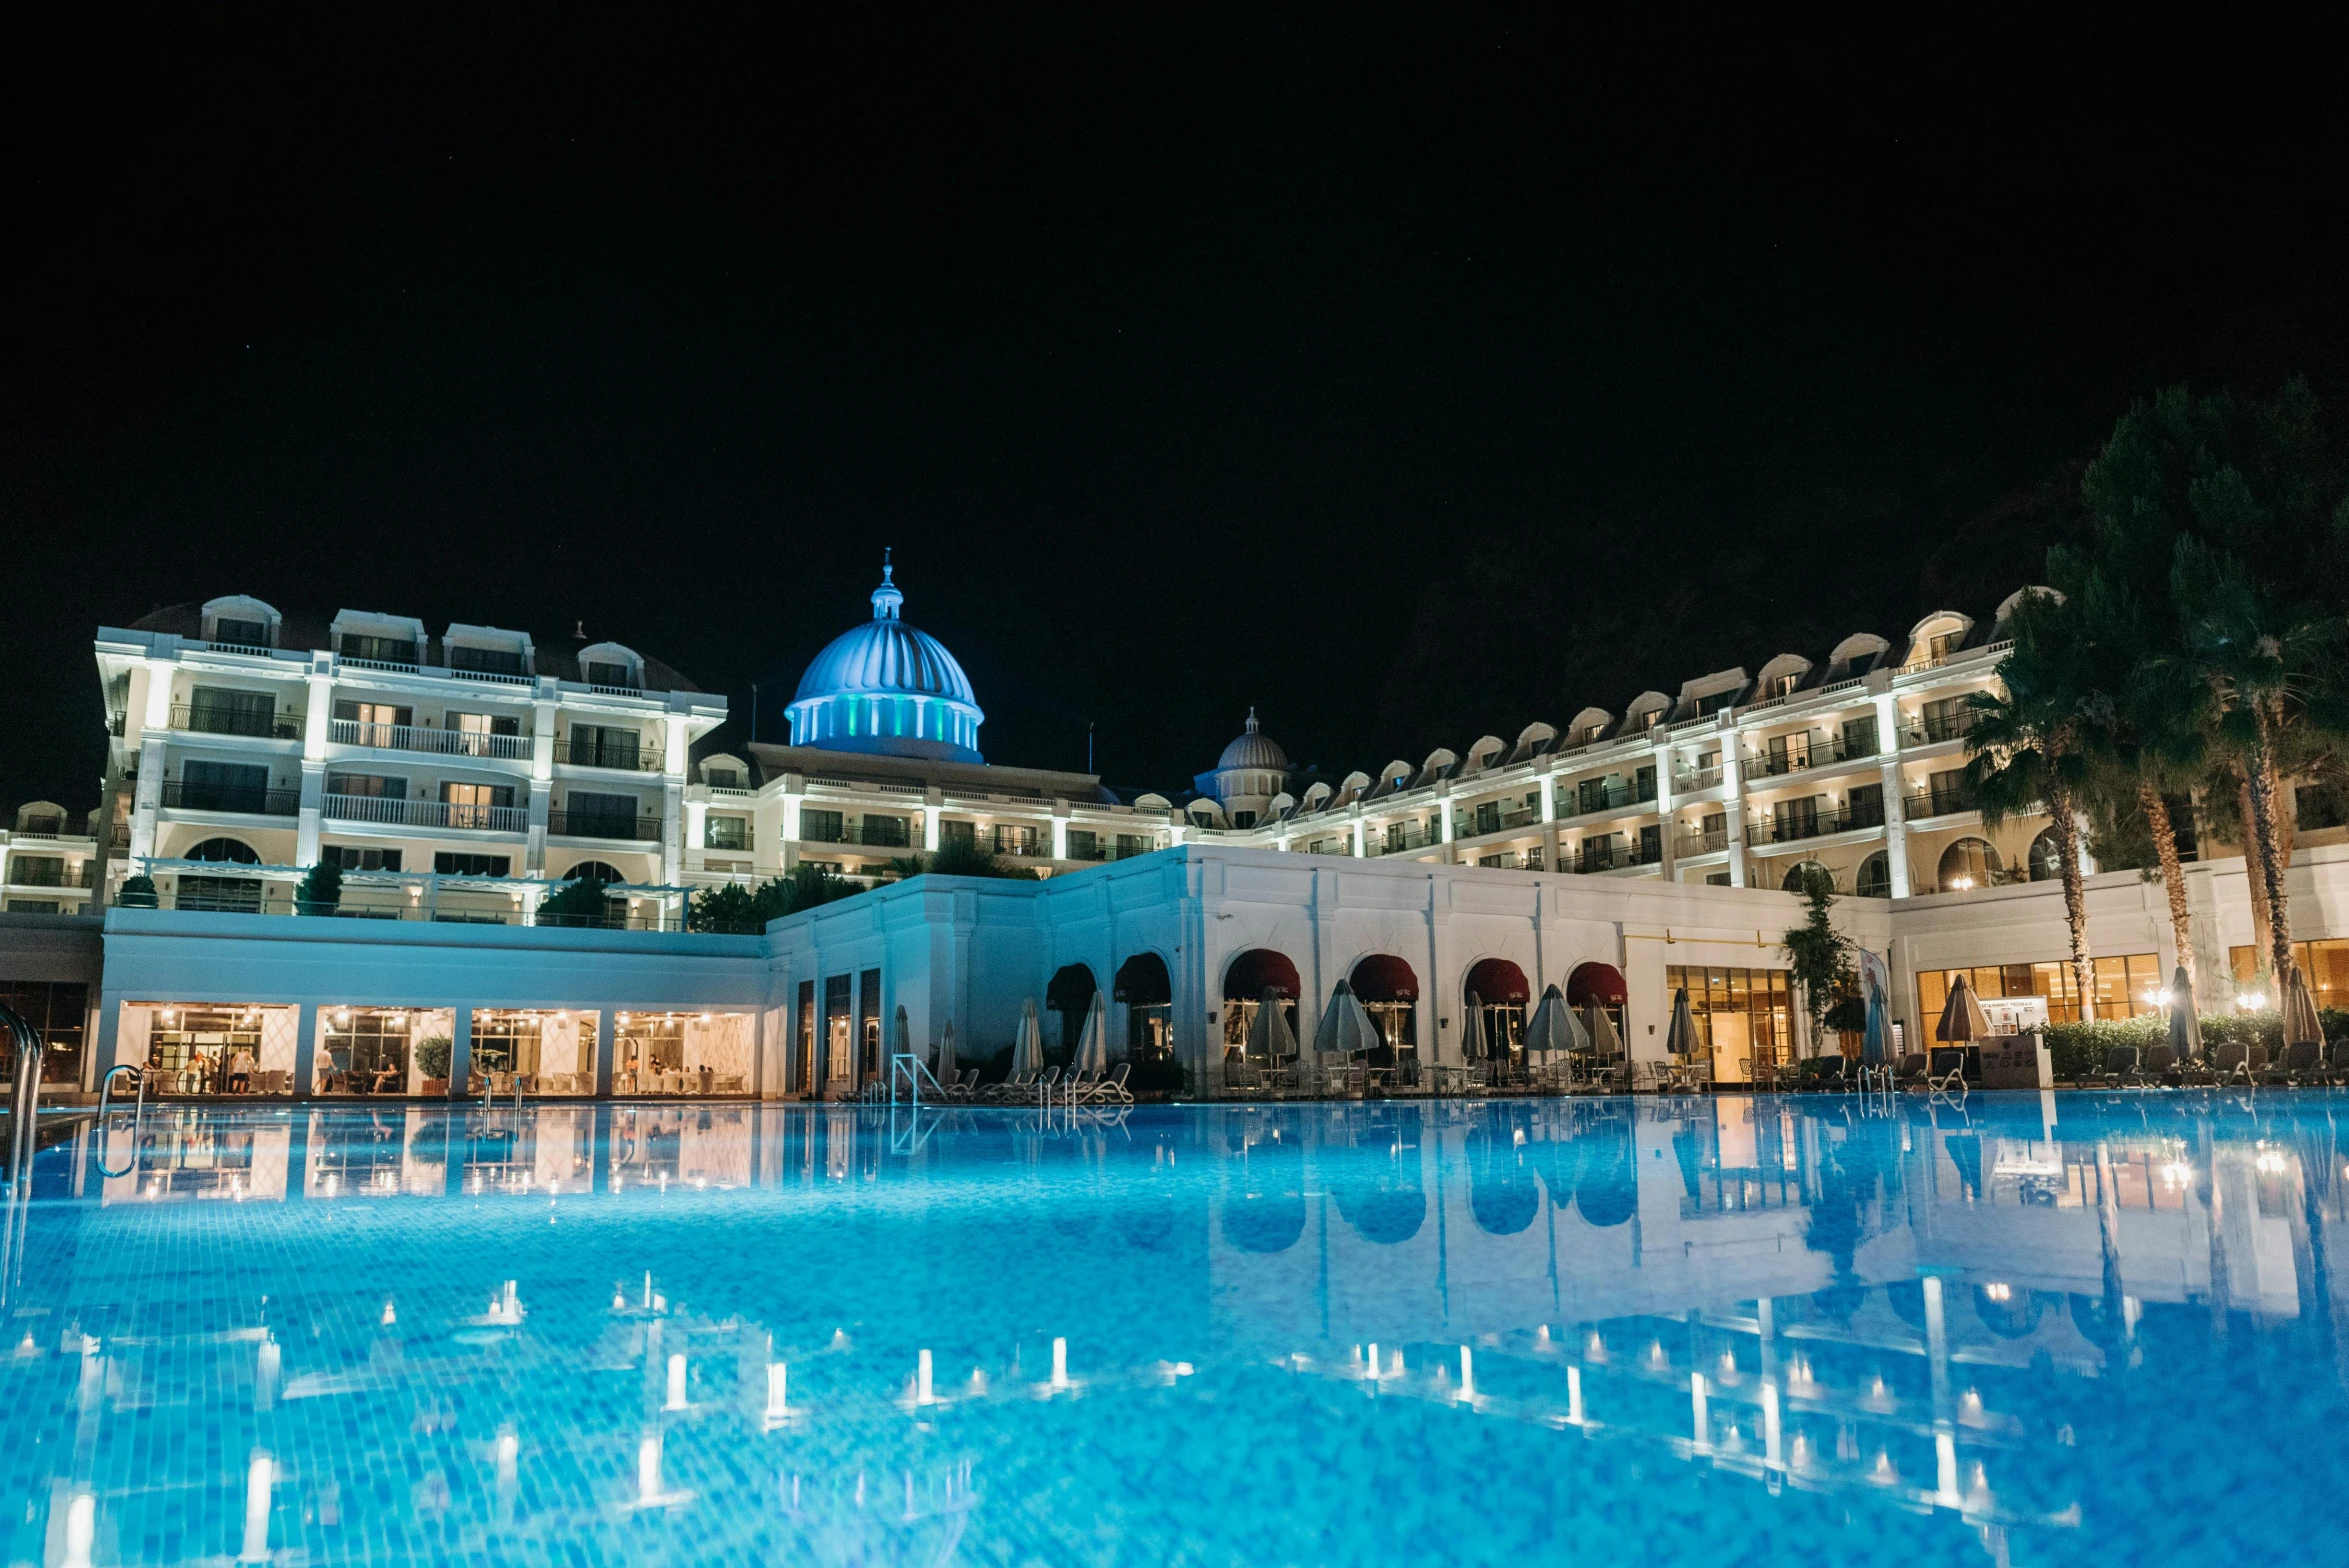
[689, 883, 763, 932]
[2043, 1015, 2163, 1079]
[415, 1034, 453, 1080]
[295, 860, 342, 915]
[889, 838, 1039, 880]
[116, 874, 158, 908]
[539, 876, 618, 926]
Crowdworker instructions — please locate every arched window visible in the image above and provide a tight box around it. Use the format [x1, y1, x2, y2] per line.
[1937, 837, 2002, 892]
[1779, 860, 1830, 893]
[2028, 827, 2063, 882]
[178, 837, 263, 913]
[1567, 961, 1628, 1039]
[1856, 852, 1892, 899]
[564, 860, 628, 885]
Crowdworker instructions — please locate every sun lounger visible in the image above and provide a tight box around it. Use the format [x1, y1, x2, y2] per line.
[2263, 1040, 2323, 1086]
[2100, 1046, 2142, 1087]
[2213, 1042, 2267, 1085]
[1072, 1063, 1133, 1106]
[1894, 1052, 1929, 1090]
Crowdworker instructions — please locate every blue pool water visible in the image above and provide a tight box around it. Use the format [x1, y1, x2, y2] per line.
[1, 1091, 2339, 1565]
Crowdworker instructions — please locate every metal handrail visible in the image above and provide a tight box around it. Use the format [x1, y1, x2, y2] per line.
[888, 1053, 945, 1108]
[97, 1064, 146, 1178]
[3, 1005, 39, 1188]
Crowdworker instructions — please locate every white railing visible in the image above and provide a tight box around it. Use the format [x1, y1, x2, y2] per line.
[329, 719, 531, 759]
[322, 794, 528, 833]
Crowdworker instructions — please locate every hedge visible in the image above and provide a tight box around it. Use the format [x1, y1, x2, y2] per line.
[2041, 1007, 2349, 1080]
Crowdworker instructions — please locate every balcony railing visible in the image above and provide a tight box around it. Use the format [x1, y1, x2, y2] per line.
[1675, 765, 1725, 793]
[1908, 710, 1982, 745]
[1367, 825, 1442, 856]
[704, 828, 754, 852]
[331, 719, 531, 759]
[6, 859, 68, 888]
[1573, 837, 1661, 874]
[1066, 840, 1163, 863]
[1454, 806, 1542, 840]
[1906, 785, 1974, 819]
[1741, 731, 1878, 778]
[162, 781, 301, 817]
[1674, 828, 1731, 857]
[1302, 838, 1355, 856]
[326, 794, 529, 833]
[1746, 800, 1887, 845]
[563, 739, 663, 772]
[548, 809, 663, 842]
[1557, 781, 1658, 818]
[171, 704, 302, 741]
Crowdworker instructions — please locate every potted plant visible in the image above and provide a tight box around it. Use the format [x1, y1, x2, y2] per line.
[117, 874, 159, 909]
[295, 860, 342, 916]
[416, 1034, 452, 1095]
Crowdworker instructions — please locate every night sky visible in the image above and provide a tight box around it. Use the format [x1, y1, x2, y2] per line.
[6, 7, 2347, 815]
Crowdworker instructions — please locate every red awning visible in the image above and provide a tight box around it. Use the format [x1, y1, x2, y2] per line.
[1223, 948, 1301, 1001]
[1463, 957, 1531, 1006]
[1350, 954, 1420, 1003]
[1566, 962, 1627, 1007]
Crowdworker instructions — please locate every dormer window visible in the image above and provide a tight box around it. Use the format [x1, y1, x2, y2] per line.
[450, 644, 527, 676]
[1773, 674, 1799, 697]
[340, 631, 419, 665]
[212, 618, 269, 649]
[705, 766, 744, 790]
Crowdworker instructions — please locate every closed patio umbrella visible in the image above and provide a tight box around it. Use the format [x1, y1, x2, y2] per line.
[2165, 966, 2202, 1061]
[2283, 960, 2323, 1051]
[1584, 1004, 1623, 1064]
[1935, 974, 1992, 1042]
[1075, 991, 1110, 1075]
[1245, 986, 1300, 1066]
[1313, 979, 1381, 1059]
[1522, 984, 1582, 1059]
[939, 1020, 959, 1082]
[1462, 990, 1489, 1063]
[1861, 978, 1890, 1068]
[1011, 998, 1044, 1078]
[894, 1004, 912, 1063]
[1664, 985, 1700, 1059]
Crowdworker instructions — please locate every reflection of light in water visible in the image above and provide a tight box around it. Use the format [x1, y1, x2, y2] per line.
[1873, 1449, 1896, 1482]
[61, 1495, 94, 1568]
[1648, 1339, 1668, 1368]
[1982, 1282, 2011, 1303]
[1586, 1330, 1605, 1361]
[665, 1353, 688, 1410]
[240, 1451, 273, 1562]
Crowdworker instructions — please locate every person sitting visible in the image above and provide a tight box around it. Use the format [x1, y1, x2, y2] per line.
[370, 1059, 404, 1095]
[226, 1048, 254, 1094]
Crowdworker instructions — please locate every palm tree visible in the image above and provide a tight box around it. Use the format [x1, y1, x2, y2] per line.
[2168, 541, 2345, 983]
[1965, 591, 2100, 1018]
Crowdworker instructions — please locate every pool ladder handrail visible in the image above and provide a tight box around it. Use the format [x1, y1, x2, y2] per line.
[484, 1074, 524, 1112]
[3, 1004, 39, 1187]
[96, 1064, 148, 1179]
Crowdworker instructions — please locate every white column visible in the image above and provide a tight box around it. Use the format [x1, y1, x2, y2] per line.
[1050, 801, 1069, 862]
[1652, 739, 1676, 879]
[1350, 814, 1364, 857]
[661, 715, 689, 885]
[684, 798, 708, 871]
[1874, 686, 1911, 897]
[296, 663, 332, 865]
[923, 801, 941, 852]
[528, 687, 558, 874]
[1438, 786, 1456, 864]
[1722, 747, 1747, 888]
[128, 655, 176, 862]
[780, 777, 803, 870]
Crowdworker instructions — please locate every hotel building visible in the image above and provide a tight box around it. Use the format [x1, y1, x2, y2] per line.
[3, 561, 2346, 1102]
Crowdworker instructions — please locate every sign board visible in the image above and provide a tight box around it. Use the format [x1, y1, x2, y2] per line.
[1981, 994, 2050, 1033]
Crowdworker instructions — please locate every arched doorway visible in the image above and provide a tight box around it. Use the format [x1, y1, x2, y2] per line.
[1114, 953, 1172, 1062]
[1856, 851, 1892, 899]
[180, 836, 264, 913]
[1046, 964, 1098, 1064]
[1567, 960, 1628, 1041]
[1463, 957, 1529, 1071]
[1221, 949, 1301, 1060]
[2028, 827, 2063, 881]
[1350, 954, 1418, 1067]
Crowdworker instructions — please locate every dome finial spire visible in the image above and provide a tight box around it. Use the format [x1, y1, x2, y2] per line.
[871, 548, 904, 621]
[1245, 706, 1259, 733]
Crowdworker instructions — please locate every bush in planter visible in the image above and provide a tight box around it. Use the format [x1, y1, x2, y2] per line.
[539, 875, 618, 927]
[2043, 1015, 2162, 1080]
[2199, 1009, 2284, 1056]
[415, 1034, 452, 1082]
[295, 860, 342, 916]
[117, 874, 158, 908]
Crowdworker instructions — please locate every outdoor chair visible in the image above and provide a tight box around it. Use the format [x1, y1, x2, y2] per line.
[2214, 1042, 2267, 1085]
[2142, 1045, 2178, 1085]
[2263, 1040, 2324, 1086]
[1033, 1066, 1061, 1105]
[2099, 1046, 2143, 1087]
[1074, 1063, 1133, 1106]
[1894, 1052, 1930, 1090]
[1062, 1068, 1099, 1105]
[1927, 1049, 1969, 1097]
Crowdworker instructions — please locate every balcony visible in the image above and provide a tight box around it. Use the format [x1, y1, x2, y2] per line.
[1675, 765, 1725, 793]
[1557, 781, 1658, 819]
[1747, 800, 1887, 846]
[1367, 825, 1442, 856]
[1454, 805, 1542, 840]
[331, 718, 532, 760]
[1066, 839, 1162, 863]
[326, 794, 529, 833]
[1674, 827, 1730, 858]
[1302, 838, 1355, 857]
[1908, 709, 1982, 746]
[548, 809, 663, 842]
[1573, 837, 1661, 874]
[1741, 730, 1878, 779]
[5, 858, 91, 889]
[171, 704, 302, 741]
[563, 739, 663, 772]
[162, 781, 300, 817]
[1905, 785, 1974, 819]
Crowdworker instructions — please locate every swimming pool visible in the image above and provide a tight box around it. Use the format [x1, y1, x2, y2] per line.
[1, 1092, 2336, 1565]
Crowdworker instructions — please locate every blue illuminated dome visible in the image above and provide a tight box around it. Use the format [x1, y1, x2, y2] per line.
[786, 556, 985, 763]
